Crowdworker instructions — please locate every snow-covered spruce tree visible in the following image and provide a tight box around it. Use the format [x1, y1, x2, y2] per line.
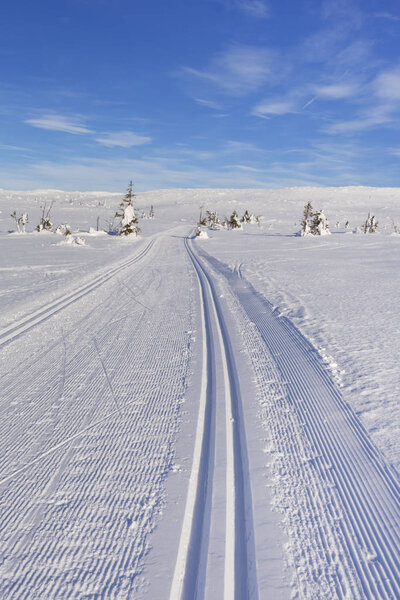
[149, 205, 155, 219]
[345, 220, 350, 229]
[36, 202, 54, 232]
[241, 209, 251, 223]
[300, 201, 313, 236]
[311, 209, 330, 236]
[206, 210, 221, 227]
[363, 212, 378, 234]
[115, 180, 140, 236]
[228, 210, 242, 230]
[198, 206, 207, 227]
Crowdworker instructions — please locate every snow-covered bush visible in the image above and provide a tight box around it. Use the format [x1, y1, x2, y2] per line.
[74, 236, 86, 245]
[363, 213, 378, 234]
[10, 210, 29, 233]
[228, 210, 242, 230]
[36, 202, 54, 232]
[195, 226, 209, 239]
[55, 223, 72, 236]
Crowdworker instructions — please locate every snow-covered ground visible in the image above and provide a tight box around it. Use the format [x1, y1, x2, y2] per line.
[1, 186, 400, 598]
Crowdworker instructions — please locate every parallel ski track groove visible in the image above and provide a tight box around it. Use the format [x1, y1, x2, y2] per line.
[198, 247, 400, 599]
[173, 237, 257, 599]
[0, 239, 155, 347]
[170, 238, 216, 599]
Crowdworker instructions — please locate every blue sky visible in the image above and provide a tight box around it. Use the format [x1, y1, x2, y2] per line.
[1, 0, 400, 191]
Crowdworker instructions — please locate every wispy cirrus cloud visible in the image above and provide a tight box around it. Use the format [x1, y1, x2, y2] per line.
[217, 0, 270, 18]
[374, 12, 400, 22]
[194, 98, 223, 110]
[252, 98, 297, 118]
[182, 44, 276, 96]
[24, 114, 152, 148]
[321, 65, 400, 134]
[25, 114, 93, 135]
[323, 105, 394, 135]
[0, 143, 31, 152]
[314, 82, 360, 99]
[321, 0, 364, 27]
[94, 130, 152, 148]
[374, 66, 400, 101]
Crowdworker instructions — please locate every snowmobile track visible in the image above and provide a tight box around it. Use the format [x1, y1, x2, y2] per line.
[170, 237, 257, 600]
[0, 239, 155, 347]
[197, 245, 400, 599]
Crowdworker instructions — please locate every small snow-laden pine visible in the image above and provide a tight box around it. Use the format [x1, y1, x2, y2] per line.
[228, 210, 243, 230]
[312, 209, 330, 236]
[241, 209, 251, 223]
[300, 201, 313, 236]
[206, 210, 222, 229]
[198, 206, 207, 227]
[120, 204, 140, 236]
[241, 209, 259, 224]
[300, 202, 330, 236]
[363, 212, 378, 233]
[115, 180, 140, 236]
[149, 205, 155, 219]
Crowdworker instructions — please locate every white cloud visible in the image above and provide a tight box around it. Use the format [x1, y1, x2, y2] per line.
[0, 143, 30, 152]
[215, 0, 269, 18]
[194, 98, 223, 110]
[183, 45, 275, 95]
[374, 68, 400, 101]
[374, 12, 400, 22]
[233, 0, 269, 18]
[94, 130, 152, 148]
[25, 114, 93, 135]
[252, 99, 296, 117]
[323, 107, 393, 135]
[314, 82, 359, 99]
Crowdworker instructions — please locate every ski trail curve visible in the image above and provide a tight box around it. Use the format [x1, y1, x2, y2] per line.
[197, 245, 400, 599]
[170, 237, 258, 599]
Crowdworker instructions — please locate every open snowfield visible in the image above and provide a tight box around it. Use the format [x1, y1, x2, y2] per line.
[1, 186, 400, 599]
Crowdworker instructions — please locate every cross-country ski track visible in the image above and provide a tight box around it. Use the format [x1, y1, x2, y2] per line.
[1, 228, 400, 599]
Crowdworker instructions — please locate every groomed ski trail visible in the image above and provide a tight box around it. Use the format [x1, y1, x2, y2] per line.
[0, 239, 155, 347]
[170, 237, 258, 600]
[196, 244, 400, 599]
[0, 234, 194, 600]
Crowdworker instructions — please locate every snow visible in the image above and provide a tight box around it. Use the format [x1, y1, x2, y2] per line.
[1, 186, 400, 598]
